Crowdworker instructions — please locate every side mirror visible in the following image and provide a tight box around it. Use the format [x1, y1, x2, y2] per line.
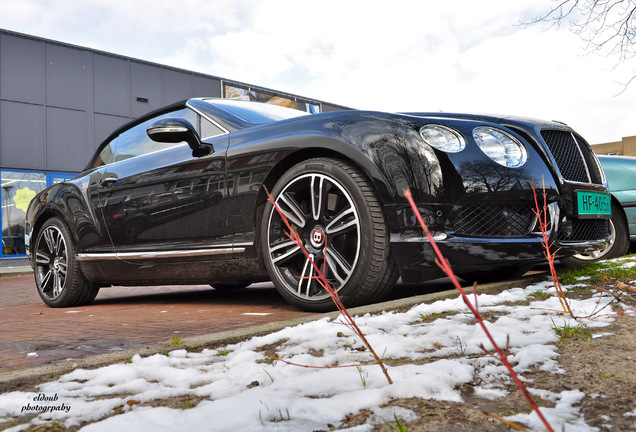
[147, 118, 213, 157]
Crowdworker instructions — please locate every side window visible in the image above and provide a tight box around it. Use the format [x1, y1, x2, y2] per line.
[201, 117, 225, 140]
[91, 108, 224, 168]
[92, 137, 118, 168]
[114, 108, 199, 163]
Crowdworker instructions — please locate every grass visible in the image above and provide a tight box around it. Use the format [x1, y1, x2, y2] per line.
[556, 255, 636, 285]
[386, 414, 408, 431]
[550, 318, 591, 341]
[356, 365, 368, 388]
[528, 290, 552, 301]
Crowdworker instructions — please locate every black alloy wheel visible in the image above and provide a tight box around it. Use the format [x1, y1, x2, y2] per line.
[261, 158, 399, 311]
[34, 217, 99, 307]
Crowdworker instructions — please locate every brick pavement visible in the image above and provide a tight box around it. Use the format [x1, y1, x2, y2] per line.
[1, 268, 511, 375]
[0, 274, 313, 373]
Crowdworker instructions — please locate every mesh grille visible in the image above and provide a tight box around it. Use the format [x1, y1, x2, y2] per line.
[450, 202, 536, 237]
[540, 130, 603, 184]
[558, 219, 609, 241]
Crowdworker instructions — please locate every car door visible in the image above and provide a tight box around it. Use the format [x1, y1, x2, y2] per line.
[96, 108, 233, 273]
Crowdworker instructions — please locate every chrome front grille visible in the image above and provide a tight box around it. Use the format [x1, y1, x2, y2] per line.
[540, 130, 603, 184]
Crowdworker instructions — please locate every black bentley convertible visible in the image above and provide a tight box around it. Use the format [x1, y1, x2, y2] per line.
[25, 98, 611, 310]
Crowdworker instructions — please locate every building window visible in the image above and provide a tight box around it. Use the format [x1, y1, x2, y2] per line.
[1, 170, 75, 258]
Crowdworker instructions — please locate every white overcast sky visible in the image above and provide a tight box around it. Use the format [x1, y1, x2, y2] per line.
[1, 0, 635, 144]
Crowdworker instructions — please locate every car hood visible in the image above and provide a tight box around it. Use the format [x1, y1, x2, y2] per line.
[402, 112, 572, 130]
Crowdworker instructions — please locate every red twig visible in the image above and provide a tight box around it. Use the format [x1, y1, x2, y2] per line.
[531, 178, 575, 318]
[404, 189, 555, 432]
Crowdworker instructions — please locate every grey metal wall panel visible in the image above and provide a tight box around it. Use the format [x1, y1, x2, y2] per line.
[46, 44, 86, 110]
[46, 107, 86, 171]
[0, 30, 338, 174]
[130, 61, 162, 117]
[322, 103, 349, 113]
[163, 69, 193, 105]
[94, 113, 128, 151]
[0, 35, 44, 104]
[93, 54, 129, 116]
[194, 76, 221, 98]
[0, 101, 45, 169]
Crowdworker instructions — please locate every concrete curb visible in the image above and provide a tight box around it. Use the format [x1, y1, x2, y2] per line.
[0, 265, 33, 277]
[0, 274, 547, 391]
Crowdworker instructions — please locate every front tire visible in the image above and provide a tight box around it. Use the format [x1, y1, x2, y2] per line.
[561, 201, 630, 266]
[261, 158, 399, 311]
[34, 217, 99, 307]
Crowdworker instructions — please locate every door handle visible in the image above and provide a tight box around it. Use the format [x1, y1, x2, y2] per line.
[100, 176, 118, 187]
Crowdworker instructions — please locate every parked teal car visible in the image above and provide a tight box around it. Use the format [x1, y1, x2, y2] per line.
[563, 154, 636, 264]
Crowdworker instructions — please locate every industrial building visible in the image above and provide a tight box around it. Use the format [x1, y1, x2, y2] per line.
[0, 29, 346, 261]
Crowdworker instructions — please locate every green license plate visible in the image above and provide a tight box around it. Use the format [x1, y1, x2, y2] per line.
[576, 191, 611, 218]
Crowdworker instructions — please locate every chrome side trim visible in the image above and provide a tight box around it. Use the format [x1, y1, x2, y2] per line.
[77, 247, 244, 261]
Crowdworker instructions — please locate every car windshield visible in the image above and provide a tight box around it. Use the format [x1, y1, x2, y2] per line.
[207, 99, 308, 124]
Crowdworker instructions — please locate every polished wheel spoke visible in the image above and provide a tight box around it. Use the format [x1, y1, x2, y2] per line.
[53, 272, 63, 297]
[310, 175, 325, 221]
[58, 259, 68, 277]
[325, 246, 353, 286]
[279, 193, 307, 228]
[325, 205, 358, 235]
[54, 231, 64, 255]
[35, 251, 50, 266]
[43, 228, 56, 254]
[271, 239, 302, 264]
[40, 268, 53, 290]
[297, 254, 315, 297]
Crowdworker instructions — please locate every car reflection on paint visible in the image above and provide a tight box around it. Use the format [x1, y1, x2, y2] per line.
[25, 98, 611, 311]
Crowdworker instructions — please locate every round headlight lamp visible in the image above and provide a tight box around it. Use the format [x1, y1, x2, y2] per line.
[419, 125, 465, 153]
[472, 126, 527, 168]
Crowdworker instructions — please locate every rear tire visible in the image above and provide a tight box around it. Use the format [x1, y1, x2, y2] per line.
[261, 158, 399, 311]
[34, 217, 99, 307]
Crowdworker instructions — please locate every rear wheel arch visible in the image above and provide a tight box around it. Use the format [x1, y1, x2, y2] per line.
[30, 209, 73, 253]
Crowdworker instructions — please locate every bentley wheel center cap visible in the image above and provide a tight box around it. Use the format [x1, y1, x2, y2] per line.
[309, 226, 326, 248]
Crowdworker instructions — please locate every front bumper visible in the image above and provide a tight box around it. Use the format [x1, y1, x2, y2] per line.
[386, 197, 611, 283]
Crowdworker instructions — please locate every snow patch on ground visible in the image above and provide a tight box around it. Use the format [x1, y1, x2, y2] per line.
[0, 281, 620, 431]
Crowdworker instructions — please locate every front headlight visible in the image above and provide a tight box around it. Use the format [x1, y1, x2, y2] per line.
[420, 125, 465, 153]
[472, 126, 527, 168]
